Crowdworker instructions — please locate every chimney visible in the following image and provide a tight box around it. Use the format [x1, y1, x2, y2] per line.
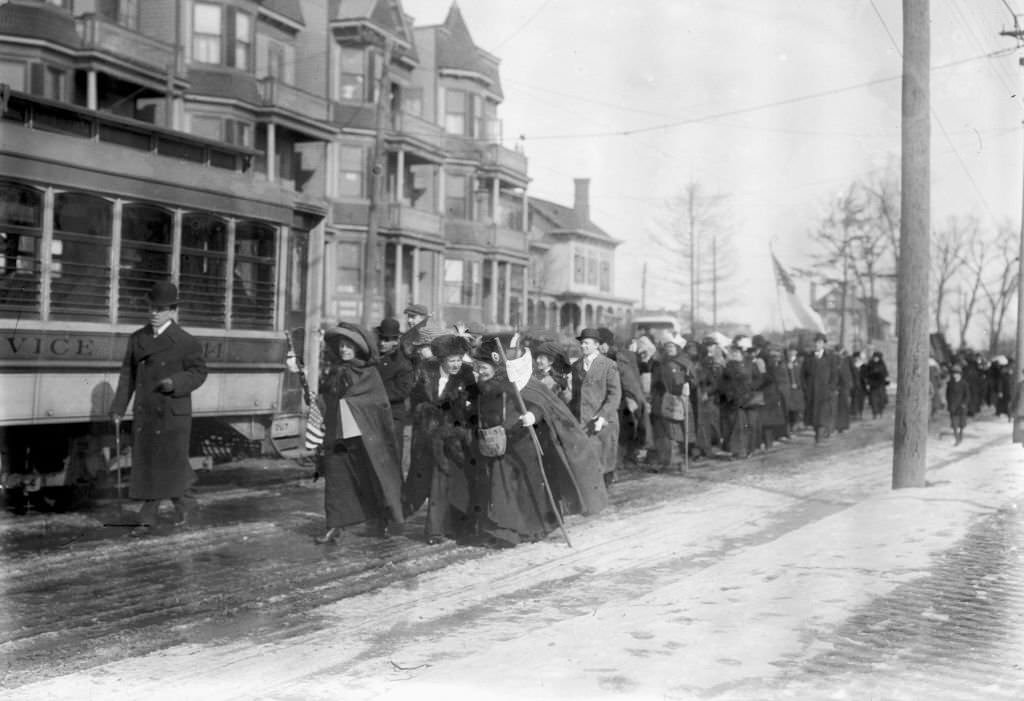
[573, 178, 590, 225]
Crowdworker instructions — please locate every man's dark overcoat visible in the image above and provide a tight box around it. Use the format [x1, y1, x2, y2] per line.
[110, 322, 208, 500]
[378, 348, 414, 426]
[801, 350, 837, 429]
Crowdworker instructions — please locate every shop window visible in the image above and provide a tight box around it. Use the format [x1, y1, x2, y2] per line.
[0, 183, 43, 318]
[233, 221, 276, 329]
[338, 145, 367, 197]
[119, 204, 173, 322]
[178, 213, 228, 327]
[51, 193, 112, 321]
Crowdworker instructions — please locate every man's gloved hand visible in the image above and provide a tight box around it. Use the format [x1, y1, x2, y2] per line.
[519, 411, 537, 427]
[592, 416, 607, 432]
[157, 378, 175, 394]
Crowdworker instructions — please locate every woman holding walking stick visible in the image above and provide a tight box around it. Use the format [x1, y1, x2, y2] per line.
[470, 338, 608, 548]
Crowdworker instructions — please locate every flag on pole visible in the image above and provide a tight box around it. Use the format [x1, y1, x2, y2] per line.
[304, 398, 325, 450]
[771, 253, 826, 333]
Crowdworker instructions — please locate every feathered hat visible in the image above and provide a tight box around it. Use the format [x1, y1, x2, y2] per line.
[430, 333, 472, 360]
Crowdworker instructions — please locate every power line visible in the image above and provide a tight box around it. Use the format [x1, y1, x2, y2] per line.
[517, 48, 1016, 141]
[869, 0, 1003, 228]
[491, 0, 556, 51]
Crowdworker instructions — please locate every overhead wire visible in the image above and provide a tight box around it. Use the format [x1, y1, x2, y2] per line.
[869, 0, 1004, 228]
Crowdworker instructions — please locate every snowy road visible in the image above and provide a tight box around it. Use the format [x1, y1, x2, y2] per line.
[2, 416, 1022, 700]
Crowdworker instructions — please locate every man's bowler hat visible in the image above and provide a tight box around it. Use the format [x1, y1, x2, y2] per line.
[577, 327, 602, 343]
[375, 318, 402, 339]
[147, 281, 179, 307]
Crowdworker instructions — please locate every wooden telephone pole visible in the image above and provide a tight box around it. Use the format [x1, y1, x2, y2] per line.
[892, 0, 931, 489]
[361, 37, 393, 327]
[999, 23, 1024, 445]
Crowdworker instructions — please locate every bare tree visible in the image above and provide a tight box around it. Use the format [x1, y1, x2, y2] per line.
[650, 182, 734, 329]
[954, 231, 992, 348]
[980, 223, 1020, 353]
[930, 215, 970, 336]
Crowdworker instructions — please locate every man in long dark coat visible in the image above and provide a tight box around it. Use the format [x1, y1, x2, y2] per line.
[570, 328, 622, 486]
[110, 281, 208, 534]
[801, 333, 838, 444]
[375, 318, 414, 471]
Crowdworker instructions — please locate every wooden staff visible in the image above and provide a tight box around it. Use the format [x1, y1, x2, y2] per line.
[495, 338, 572, 547]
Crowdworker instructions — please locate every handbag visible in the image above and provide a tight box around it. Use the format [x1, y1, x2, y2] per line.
[477, 393, 508, 457]
[660, 392, 687, 421]
[743, 391, 765, 408]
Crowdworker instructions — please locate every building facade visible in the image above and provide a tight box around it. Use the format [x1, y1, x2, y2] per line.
[526, 179, 633, 335]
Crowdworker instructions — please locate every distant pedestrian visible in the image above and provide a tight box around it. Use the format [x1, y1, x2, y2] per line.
[109, 281, 208, 536]
[313, 323, 404, 544]
[863, 351, 889, 419]
[783, 346, 805, 433]
[849, 351, 866, 420]
[946, 365, 969, 446]
[801, 333, 837, 444]
[649, 334, 693, 472]
[399, 303, 431, 361]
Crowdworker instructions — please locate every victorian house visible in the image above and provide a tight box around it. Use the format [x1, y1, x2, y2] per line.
[526, 179, 633, 335]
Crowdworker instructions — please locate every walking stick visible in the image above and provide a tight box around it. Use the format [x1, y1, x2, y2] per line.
[495, 338, 572, 548]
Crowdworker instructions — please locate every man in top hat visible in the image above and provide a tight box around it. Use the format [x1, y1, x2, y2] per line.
[801, 332, 838, 444]
[570, 328, 622, 486]
[110, 280, 208, 535]
[399, 303, 431, 361]
[375, 318, 414, 472]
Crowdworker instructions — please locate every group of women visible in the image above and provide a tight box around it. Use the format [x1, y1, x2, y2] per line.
[311, 323, 607, 548]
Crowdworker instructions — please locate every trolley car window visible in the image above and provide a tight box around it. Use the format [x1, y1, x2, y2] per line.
[179, 213, 228, 327]
[0, 183, 42, 318]
[51, 193, 112, 321]
[232, 221, 275, 329]
[120, 204, 172, 322]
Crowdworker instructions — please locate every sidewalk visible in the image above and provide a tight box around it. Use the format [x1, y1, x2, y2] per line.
[4, 416, 1021, 701]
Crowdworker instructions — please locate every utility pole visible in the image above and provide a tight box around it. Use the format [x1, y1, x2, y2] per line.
[893, 0, 930, 489]
[999, 24, 1024, 445]
[361, 37, 392, 327]
[641, 261, 647, 310]
[688, 183, 698, 334]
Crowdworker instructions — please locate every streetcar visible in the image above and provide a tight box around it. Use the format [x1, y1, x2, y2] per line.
[1, 89, 324, 512]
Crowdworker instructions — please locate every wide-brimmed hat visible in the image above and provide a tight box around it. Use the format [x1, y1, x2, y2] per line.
[577, 327, 602, 342]
[404, 303, 429, 317]
[431, 333, 471, 360]
[813, 332, 828, 343]
[733, 335, 752, 351]
[534, 341, 570, 372]
[325, 322, 371, 359]
[471, 337, 503, 365]
[146, 280, 179, 307]
[375, 318, 402, 339]
[664, 334, 687, 350]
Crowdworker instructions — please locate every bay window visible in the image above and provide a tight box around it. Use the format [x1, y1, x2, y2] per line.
[193, 3, 223, 64]
[339, 47, 365, 101]
[338, 145, 367, 197]
[444, 89, 466, 135]
[445, 173, 468, 219]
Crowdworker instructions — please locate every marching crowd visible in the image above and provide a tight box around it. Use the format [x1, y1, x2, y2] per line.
[307, 303, 989, 550]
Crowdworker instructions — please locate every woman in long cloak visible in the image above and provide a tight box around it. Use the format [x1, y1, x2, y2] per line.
[314, 323, 404, 543]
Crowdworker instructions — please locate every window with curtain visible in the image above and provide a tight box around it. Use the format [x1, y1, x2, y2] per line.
[0, 182, 43, 319]
[445, 173, 467, 219]
[51, 192, 112, 321]
[178, 213, 228, 327]
[444, 89, 466, 135]
[192, 3, 223, 64]
[336, 241, 362, 294]
[338, 145, 366, 197]
[339, 46, 365, 101]
[233, 221, 276, 329]
[233, 11, 252, 71]
[119, 203, 172, 322]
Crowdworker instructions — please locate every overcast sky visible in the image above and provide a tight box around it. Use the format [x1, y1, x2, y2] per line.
[402, 0, 1024, 334]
